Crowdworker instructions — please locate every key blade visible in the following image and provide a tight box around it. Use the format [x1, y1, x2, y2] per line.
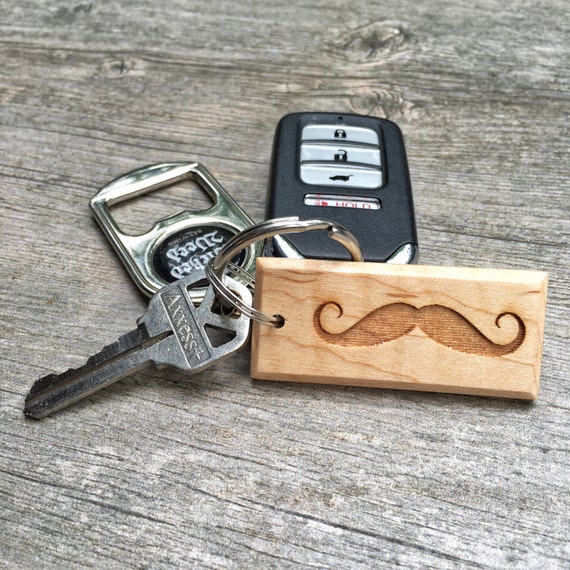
[24, 325, 162, 419]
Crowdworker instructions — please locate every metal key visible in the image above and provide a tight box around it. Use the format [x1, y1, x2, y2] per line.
[24, 272, 252, 419]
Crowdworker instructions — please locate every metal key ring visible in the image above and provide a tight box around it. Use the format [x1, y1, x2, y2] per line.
[206, 217, 363, 327]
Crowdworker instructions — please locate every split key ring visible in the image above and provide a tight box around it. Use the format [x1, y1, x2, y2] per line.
[206, 217, 363, 327]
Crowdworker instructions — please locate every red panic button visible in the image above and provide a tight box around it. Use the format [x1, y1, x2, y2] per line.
[304, 193, 381, 210]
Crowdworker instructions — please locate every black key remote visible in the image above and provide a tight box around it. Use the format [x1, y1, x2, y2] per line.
[266, 112, 418, 263]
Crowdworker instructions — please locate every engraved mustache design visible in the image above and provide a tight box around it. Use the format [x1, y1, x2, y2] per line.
[314, 302, 526, 356]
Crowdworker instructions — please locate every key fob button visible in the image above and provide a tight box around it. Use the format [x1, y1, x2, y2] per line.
[300, 142, 381, 167]
[300, 164, 382, 188]
[301, 124, 379, 146]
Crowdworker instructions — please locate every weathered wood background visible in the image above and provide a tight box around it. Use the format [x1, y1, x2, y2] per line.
[1, 1, 568, 568]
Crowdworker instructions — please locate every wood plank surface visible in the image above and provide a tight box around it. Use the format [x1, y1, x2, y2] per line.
[1, 0, 568, 568]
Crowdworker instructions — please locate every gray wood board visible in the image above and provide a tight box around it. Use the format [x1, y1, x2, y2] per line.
[1, 1, 568, 568]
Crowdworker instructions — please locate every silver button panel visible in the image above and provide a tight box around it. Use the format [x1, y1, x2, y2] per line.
[300, 122, 383, 188]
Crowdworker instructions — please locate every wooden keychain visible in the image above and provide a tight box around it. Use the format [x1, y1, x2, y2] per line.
[207, 218, 548, 400]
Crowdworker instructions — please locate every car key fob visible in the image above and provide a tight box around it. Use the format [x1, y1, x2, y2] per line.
[266, 112, 418, 263]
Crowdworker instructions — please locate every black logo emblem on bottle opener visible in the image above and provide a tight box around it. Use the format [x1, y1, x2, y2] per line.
[152, 226, 245, 283]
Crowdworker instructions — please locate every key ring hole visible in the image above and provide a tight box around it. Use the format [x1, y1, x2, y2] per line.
[210, 298, 240, 318]
[206, 217, 363, 327]
[210, 279, 254, 320]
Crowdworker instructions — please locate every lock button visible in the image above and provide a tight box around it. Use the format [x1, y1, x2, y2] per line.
[301, 124, 379, 146]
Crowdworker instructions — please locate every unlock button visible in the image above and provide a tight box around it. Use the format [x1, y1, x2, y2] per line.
[300, 142, 381, 166]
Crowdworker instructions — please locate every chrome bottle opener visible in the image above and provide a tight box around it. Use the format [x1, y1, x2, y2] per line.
[90, 162, 261, 302]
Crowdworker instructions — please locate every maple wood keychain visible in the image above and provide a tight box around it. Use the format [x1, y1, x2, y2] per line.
[208, 218, 548, 400]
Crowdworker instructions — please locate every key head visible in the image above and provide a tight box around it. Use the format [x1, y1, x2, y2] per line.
[140, 272, 253, 372]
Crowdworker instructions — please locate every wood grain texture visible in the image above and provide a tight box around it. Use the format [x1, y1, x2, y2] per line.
[251, 259, 547, 399]
[1, 0, 568, 568]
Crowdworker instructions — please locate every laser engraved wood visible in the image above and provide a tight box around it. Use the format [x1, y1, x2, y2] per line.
[251, 259, 548, 399]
